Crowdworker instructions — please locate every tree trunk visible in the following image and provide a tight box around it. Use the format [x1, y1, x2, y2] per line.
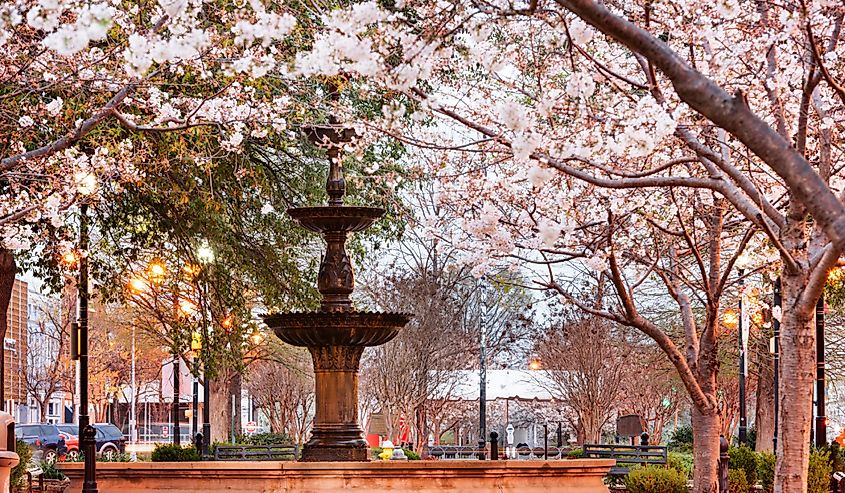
[755, 348, 775, 452]
[691, 408, 721, 493]
[0, 250, 17, 408]
[774, 274, 814, 493]
[210, 372, 242, 443]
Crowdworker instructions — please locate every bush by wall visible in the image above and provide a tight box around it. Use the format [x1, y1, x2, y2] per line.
[756, 451, 776, 493]
[729, 446, 758, 487]
[624, 467, 687, 493]
[11, 440, 32, 492]
[667, 425, 693, 453]
[667, 452, 693, 479]
[151, 444, 200, 462]
[728, 469, 749, 493]
[567, 448, 585, 459]
[236, 432, 292, 446]
[808, 449, 832, 493]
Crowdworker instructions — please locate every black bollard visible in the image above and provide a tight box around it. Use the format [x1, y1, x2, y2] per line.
[194, 432, 204, 458]
[719, 435, 729, 493]
[490, 432, 499, 460]
[544, 425, 548, 459]
[477, 439, 486, 460]
[640, 432, 650, 446]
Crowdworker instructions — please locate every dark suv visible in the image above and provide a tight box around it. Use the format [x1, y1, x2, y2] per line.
[92, 423, 126, 458]
[16, 424, 67, 463]
[58, 423, 125, 459]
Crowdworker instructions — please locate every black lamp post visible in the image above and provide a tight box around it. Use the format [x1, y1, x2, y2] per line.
[172, 355, 181, 446]
[815, 293, 826, 447]
[738, 267, 747, 446]
[77, 202, 98, 493]
[197, 241, 214, 458]
[772, 278, 781, 452]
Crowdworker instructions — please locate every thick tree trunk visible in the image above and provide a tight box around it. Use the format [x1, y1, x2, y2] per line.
[210, 372, 242, 443]
[774, 274, 814, 493]
[755, 349, 775, 452]
[691, 408, 721, 493]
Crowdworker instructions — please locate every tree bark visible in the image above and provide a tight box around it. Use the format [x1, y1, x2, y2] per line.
[0, 250, 17, 408]
[210, 371, 242, 443]
[775, 272, 815, 493]
[692, 408, 721, 493]
[755, 348, 775, 452]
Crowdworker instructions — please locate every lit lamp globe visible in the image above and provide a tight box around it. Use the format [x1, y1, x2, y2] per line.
[722, 309, 739, 331]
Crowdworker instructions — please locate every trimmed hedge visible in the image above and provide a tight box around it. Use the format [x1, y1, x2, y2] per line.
[728, 469, 749, 493]
[151, 444, 201, 462]
[729, 446, 758, 487]
[624, 467, 687, 493]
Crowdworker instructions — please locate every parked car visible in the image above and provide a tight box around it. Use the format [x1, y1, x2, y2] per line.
[15, 423, 77, 463]
[55, 425, 82, 460]
[93, 423, 126, 458]
[58, 423, 126, 459]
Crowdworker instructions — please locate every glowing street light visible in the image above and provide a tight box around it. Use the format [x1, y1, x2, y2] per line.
[249, 327, 265, 346]
[722, 309, 739, 330]
[197, 241, 215, 264]
[528, 358, 542, 371]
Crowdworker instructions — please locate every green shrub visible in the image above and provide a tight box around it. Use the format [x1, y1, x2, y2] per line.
[151, 444, 200, 462]
[39, 461, 66, 480]
[808, 449, 832, 493]
[756, 451, 776, 493]
[624, 466, 687, 493]
[728, 469, 749, 493]
[667, 425, 693, 453]
[567, 448, 585, 459]
[667, 452, 693, 479]
[236, 432, 292, 446]
[11, 440, 32, 491]
[825, 441, 845, 473]
[729, 446, 758, 487]
[369, 446, 420, 460]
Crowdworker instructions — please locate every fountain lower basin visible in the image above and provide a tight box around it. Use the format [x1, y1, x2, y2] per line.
[59, 459, 615, 493]
[266, 311, 410, 346]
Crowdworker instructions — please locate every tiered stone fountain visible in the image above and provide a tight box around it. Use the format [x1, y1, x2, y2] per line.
[59, 123, 615, 493]
[262, 124, 411, 462]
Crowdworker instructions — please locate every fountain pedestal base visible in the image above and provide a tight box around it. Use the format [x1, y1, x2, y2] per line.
[303, 345, 369, 461]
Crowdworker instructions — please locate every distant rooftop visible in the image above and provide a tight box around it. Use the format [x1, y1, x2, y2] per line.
[436, 370, 559, 401]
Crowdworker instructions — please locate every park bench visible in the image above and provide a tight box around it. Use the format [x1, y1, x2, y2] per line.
[582, 443, 667, 475]
[213, 444, 298, 461]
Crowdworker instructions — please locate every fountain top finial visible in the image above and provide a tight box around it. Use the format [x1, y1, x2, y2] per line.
[304, 116, 356, 207]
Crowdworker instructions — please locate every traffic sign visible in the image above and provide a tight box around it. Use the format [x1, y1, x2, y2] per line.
[244, 421, 258, 434]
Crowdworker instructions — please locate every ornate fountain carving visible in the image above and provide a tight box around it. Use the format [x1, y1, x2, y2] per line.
[263, 122, 411, 462]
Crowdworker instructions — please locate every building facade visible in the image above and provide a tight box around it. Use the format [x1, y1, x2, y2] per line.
[5, 279, 28, 419]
